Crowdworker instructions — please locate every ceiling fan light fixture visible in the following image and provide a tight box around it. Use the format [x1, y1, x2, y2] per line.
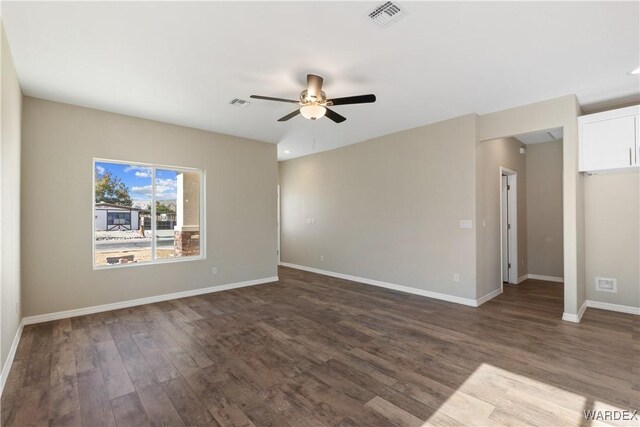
[300, 104, 327, 120]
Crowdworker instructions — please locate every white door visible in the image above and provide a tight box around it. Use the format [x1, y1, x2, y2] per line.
[501, 175, 509, 282]
[500, 171, 518, 284]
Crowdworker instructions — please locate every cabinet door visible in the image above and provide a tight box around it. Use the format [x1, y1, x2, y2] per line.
[581, 115, 636, 171]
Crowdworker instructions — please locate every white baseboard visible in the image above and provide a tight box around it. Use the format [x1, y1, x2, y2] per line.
[586, 300, 640, 315]
[526, 274, 564, 283]
[562, 300, 588, 323]
[1, 320, 24, 397]
[476, 287, 503, 306]
[22, 276, 279, 325]
[516, 275, 528, 284]
[279, 262, 486, 307]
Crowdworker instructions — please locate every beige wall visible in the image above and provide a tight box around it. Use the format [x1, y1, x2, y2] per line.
[1, 24, 23, 372]
[478, 95, 583, 317]
[21, 97, 278, 317]
[526, 140, 564, 278]
[279, 114, 478, 300]
[585, 171, 639, 308]
[475, 137, 527, 297]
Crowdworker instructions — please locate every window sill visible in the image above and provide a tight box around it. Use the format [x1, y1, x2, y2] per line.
[93, 255, 206, 271]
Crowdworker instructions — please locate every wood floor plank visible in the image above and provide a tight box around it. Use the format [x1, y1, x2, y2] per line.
[49, 409, 82, 427]
[1, 360, 25, 425]
[182, 371, 256, 427]
[131, 332, 180, 383]
[110, 391, 152, 427]
[76, 369, 116, 427]
[162, 377, 218, 426]
[23, 323, 54, 388]
[107, 323, 157, 385]
[134, 379, 186, 427]
[5, 383, 50, 427]
[163, 347, 201, 378]
[88, 325, 113, 344]
[48, 377, 81, 424]
[365, 395, 424, 427]
[48, 325, 81, 425]
[72, 328, 100, 374]
[13, 326, 35, 361]
[23, 348, 52, 388]
[96, 339, 136, 399]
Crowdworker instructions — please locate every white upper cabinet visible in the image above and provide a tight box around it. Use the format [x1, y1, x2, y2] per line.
[579, 105, 640, 173]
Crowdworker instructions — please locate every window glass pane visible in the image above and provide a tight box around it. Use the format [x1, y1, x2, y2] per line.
[94, 162, 151, 266]
[155, 168, 200, 259]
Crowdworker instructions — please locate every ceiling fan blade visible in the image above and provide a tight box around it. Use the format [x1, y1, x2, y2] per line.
[307, 74, 324, 99]
[250, 95, 299, 104]
[277, 109, 301, 122]
[324, 108, 347, 123]
[328, 94, 376, 106]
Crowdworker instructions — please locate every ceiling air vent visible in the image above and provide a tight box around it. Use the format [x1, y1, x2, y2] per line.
[367, 1, 406, 27]
[229, 98, 250, 108]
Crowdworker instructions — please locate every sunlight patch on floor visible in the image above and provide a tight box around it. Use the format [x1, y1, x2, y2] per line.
[421, 363, 628, 427]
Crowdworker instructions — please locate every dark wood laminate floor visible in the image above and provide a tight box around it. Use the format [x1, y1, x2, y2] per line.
[2, 266, 637, 426]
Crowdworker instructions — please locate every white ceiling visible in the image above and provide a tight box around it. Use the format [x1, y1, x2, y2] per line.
[515, 128, 563, 145]
[2, 1, 639, 160]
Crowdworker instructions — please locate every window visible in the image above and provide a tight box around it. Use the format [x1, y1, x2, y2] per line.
[94, 159, 204, 268]
[107, 212, 131, 226]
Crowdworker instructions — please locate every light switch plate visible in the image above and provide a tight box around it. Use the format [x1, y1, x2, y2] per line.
[459, 220, 473, 229]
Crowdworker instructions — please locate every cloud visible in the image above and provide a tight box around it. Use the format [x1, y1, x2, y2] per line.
[131, 177, 177, 200]
[95, 165, 105, 175]
[124, 165, 152, 177]
[130, 185, 153, 198]
[156, 178, 176, 187]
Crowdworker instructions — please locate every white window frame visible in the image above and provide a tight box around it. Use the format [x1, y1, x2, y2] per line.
[93, 158, 206, 270]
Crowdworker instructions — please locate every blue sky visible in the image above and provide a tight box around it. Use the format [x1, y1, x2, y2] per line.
[95, 162, 177, 206]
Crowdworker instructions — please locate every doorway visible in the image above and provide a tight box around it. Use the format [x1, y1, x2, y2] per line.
[500, 167, 517, 285]
[477, 129, 565, 317]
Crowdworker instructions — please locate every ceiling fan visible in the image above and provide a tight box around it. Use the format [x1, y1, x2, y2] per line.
[250, 74, 376, 123]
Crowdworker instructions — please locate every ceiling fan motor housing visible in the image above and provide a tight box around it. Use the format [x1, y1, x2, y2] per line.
[301, 90, 327, 104]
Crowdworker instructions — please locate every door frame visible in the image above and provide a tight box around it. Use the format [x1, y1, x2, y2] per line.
[499, 166, 518, 288]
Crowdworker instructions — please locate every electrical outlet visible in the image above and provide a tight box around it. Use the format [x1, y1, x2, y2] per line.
[15, 302, 19, 314]
[453, 273, 460, 283]
[212, 267, 218, 275]
[320, 255, 324, 262]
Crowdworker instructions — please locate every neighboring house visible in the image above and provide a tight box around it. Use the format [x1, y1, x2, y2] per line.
[95, 203, 140, 231]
